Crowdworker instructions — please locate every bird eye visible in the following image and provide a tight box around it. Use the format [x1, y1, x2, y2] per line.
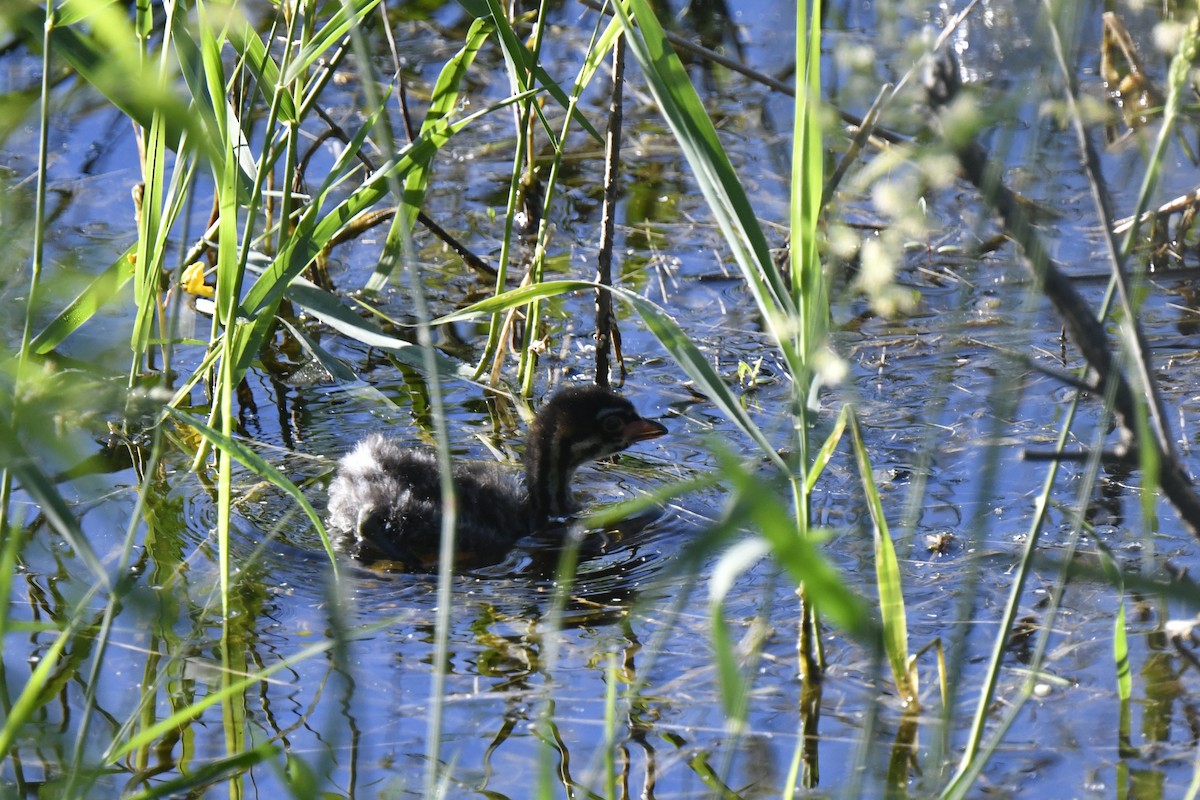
[601, 415, 623, 434]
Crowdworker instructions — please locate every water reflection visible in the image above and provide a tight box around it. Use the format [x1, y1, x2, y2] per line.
[305, 509, 707, 798]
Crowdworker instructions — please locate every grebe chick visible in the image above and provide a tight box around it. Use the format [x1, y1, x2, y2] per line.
[326, 385, 667, 567]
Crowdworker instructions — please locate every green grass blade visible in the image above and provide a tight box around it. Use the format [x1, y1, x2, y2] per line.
[170, 3, 228, 159]
[584, 472, 720, 529]
[211, 28, 244, 621]
[577, 13, 623, 91]
[129, 111, 168, 360]
[227, 10, 298, 122]
[710, 444, 869, 637]
[792, 0, 826, 361]
[626, 294, 787, 473]
[283, 0, 383, 86]
[709, 537, 770, 727]
[408, 16, 492, 208]
[285, 281, 467, 376]
[368, 17, 494, 290]
[123, 742, 278, 800]
[0, 625, 73, 758]
[432, 279, 596, 323]
[276, 317, 359, 383]
[614, 0, 791, 324]
[31, 247, 135, 354]
[1098, 543, 1131, 701]
[213, 74, 242, 332]
[849, 408, 915, 704]
[805, 404, 849, 494]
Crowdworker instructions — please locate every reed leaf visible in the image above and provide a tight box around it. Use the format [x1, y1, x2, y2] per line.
[602, 651, 620, 797]
[198, 10, 261, 190]
[211, 31, 244, 618]
[613, 0, 793, 329]
[409, 16, 493, 217]
[169, 8, 227, 163]
[0, 625, 73, 758]
[286, 281, 464, 374]
[1098, 543, 1131, 701]
[369, 16, 495, 290]
[211, 35, 242, 332]
[849, 408, 916, 705]
[123, 742, 278, 800]
[130, 111, 169, 361]
[219, 622, 248, 793]
[708, 537, 766, 726]
[710, 445, 869, 637]
[433, 279, 595, 323]
[31, 247, 135, 354]
[576, 12, 624, 92]
[476, 0, 602, 143]
[791, 0, 826, 358]
[585, 473, 720, 529]
[805, 404, 849, 494]
[283, 0, 383, 86]
[276, 317, 360, 383]
[226, 10, 297, 122]
[628, 295, 786, 473]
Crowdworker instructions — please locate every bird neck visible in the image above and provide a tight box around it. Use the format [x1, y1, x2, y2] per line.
[524, 421, 579, 522]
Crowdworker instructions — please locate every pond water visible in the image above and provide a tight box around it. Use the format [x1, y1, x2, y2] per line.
[5, 0, 1200, 797]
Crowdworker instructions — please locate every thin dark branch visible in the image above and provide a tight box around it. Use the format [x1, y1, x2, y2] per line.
[1021, 448, 1131, 463]
[595, 36, 626, 388]
[376, 2, 417, 144]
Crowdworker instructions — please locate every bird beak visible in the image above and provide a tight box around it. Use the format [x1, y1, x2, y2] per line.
[623, 418, 668, 443]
